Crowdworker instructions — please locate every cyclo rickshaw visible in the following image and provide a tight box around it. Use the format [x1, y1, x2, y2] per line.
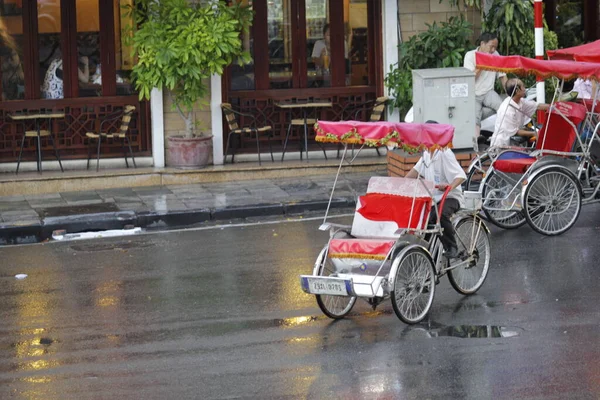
[474, 52, 600, 235]
[299, 121, 491, 324]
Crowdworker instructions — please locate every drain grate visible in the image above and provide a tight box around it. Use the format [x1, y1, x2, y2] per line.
[70, 240, 154, 252]
[37, 203, 120, 218]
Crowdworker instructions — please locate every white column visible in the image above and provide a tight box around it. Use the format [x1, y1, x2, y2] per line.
[534, 0, 545, 104]
[211, 73, 224, 165]
[150, 88, 165, 168]
[382, 0, 399, 122]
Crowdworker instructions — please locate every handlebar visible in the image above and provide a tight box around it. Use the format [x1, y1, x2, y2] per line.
[434, 185, 453, 225]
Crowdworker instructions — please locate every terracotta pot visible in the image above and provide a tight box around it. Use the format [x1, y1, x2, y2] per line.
[166, 135, 213, 169]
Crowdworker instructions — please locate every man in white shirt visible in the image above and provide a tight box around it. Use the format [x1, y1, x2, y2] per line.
[490, 78, 549, 148]
[407, 146, 467, 259]
[311, 23, 349, 70]
[464, 32, 508, 144]
[572, 78, 599, 99]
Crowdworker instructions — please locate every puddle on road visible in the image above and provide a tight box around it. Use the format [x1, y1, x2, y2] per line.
[402, 323, 522, 339]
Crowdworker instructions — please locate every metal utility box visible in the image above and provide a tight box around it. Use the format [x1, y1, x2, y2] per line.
[412, 68, 475, 149]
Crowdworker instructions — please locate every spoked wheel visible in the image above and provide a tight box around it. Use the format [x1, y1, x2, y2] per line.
[315, 247, 356, 319]
[482, 169, 527, 229]
[523, 167, 582, 236]
[448, 216, 491, 295]
[391, 247, 436, 324]
[465, 154, 492, 191]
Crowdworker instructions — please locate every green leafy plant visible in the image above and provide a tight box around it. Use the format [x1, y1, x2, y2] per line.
[126, 0, 252, 138]
[483, 0, 558, 99]
[385, 16, 473, 119]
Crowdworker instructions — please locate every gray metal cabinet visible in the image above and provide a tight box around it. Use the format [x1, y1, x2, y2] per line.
[412, 68, 475, 149]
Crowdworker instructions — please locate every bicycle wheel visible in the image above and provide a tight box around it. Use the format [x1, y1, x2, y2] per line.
[391, 247, 436, 324]
[465, 154, 492, 191]
[448, 216, 491, 295]
[315, 247, 357, 319]
[482, 169, 526, 229]
[523, 167, 582, 236]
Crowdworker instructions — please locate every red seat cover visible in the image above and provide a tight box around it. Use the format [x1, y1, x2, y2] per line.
[328, 238, 396, 260]
[494, 157, 536, 174]
[356, 192, 432, 231]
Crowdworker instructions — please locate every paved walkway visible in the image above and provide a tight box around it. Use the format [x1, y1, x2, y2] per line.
[0, 170, 386, 244]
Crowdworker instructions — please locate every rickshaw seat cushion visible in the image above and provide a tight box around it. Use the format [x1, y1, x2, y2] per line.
[350, 177, 435, 238]
[355, 193, 432, 231]
[494, 151, 536, 174]
[494, 157, 536, 174]
[328, 238, 395, 260]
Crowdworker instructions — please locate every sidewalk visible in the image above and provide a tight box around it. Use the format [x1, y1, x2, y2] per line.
[0, 169, 386, 245]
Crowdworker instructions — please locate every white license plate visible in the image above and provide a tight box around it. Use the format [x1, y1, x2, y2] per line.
[303, 277, 349, 296]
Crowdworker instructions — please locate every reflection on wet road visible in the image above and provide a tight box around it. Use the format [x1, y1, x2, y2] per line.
[0, 206, 600, 399]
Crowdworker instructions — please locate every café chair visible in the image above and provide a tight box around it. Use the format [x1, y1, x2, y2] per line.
[86, 105, 137, 171]
[16, 120, 64, 174]
[221, 103, 274, 165]
[280, 99, 329, 161]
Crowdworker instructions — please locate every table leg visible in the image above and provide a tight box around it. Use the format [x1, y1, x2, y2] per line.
[36, 119, 42, 173]
[303, 108, 309, 162]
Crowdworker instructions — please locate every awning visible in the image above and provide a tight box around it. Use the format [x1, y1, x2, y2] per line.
[547, 40, 600, 63]
[475, 52, 600, 82]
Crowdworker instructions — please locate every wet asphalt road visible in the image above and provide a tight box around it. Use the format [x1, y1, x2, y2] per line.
[1, 206, 600, 400]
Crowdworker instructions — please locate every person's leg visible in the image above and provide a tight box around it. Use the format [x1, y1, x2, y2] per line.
[482, 90, 503, 112]
[474, 95, 484, 150]
[439, 198, 461, 254]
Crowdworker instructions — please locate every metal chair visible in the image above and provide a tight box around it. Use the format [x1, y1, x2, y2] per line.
[339, 96, 390, 157]
[280, 100, 329, 161]
[221, 103, 274, 165]
[86, 105, 137, 171]
[16, 116, 64, 174]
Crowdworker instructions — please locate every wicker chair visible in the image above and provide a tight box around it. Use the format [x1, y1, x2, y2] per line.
[221, 103, 274, 165]
[86, 105, 137, 171]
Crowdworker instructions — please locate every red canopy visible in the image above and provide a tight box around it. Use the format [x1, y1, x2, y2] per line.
[314, 121, 455, 152]
[547, 40, 600, 63]
[476, 52, 600, 82]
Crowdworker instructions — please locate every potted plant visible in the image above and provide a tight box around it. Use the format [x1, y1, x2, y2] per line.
[128, 0, 252, 168]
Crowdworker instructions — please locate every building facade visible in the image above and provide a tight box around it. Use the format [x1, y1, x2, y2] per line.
[0, 0, 597, 169]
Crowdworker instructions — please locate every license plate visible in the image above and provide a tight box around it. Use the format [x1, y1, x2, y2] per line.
[301, 276, 350, 296]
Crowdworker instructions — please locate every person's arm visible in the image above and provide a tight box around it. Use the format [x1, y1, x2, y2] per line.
[406, 168, 419, 179]
[537, 103, 550, 112]
[515, 128, 537, 138]
[499, 74, 507, 89]
[439, 150, 466, 190]
[78, 56, 89, 83]
[312, 41, 324, 68]
[463, 51, 481, 79]
[437, 177, 465, 192]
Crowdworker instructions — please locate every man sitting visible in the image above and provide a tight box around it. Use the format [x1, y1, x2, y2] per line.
[406, 147, 467, 259]
[490, 78, 549, 148]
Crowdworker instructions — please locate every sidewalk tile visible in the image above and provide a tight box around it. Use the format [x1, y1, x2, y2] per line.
[61, 191, 102, 202]
[0, 201, 31, 211]
[25, 193, 62, 201]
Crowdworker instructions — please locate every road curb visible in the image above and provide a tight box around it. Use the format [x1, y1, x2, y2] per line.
[0, 197, 356, 245]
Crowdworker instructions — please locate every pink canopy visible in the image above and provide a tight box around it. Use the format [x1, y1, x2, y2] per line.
[476, 52, 600, 82]
[314, 121, 455, 152]
[547, 40, 600, 63]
